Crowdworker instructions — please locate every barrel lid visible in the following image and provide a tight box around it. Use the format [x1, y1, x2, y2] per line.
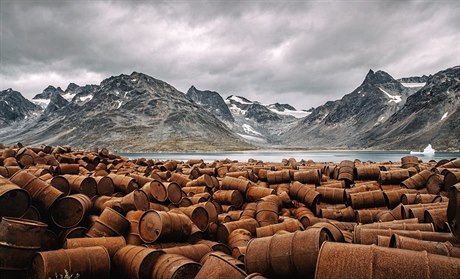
[139, 210, 163, 243]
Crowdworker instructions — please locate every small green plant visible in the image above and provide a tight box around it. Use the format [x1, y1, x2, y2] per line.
[49, 270, 80, 279]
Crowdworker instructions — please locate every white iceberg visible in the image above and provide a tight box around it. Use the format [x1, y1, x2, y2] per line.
[410, 144, 435, 155]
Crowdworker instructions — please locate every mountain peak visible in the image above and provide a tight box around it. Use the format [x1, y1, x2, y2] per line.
[362, 69, 396, 85]
[65, 82, 80, 92]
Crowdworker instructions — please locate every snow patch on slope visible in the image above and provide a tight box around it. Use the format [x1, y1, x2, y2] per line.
[379, 88, 402, 103]
[268, 108, 310, 118]
[242, 124, 262, 135]
[441, 112, 448, 120]
[401, 82, 426, 88]
[237, 133, 267, 143]
[32, 99, 50, 109]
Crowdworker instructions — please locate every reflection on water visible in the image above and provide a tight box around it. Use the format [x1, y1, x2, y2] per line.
[120, 150, 460, 163]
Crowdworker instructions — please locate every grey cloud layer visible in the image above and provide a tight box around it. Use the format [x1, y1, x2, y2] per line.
[1, 0, 459, 108]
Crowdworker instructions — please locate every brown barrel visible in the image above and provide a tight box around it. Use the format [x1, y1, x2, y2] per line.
[353, 220, 429, 242]
[0, 178, 30, 218]
[9, 170, 63, 211]
[255, 201, 278, 227]
[29, 246, 110, 279]
[93, 176, 114, 196]
[48, 175, 71, 196]
[255, 218, 303, 238]
[349, 190, 386, 209]
[390, 234, 460, 258]
[315, 242, 460, 279]
[241, 203, 257, 220]
[126, 210, 144, 245]
[293, 170, 321, 185]
[217, 218, 259, 243]
[246, 186, 275, 202]
[316, 187, 346, 204]
[58, 163, 80, 174]
[289, 181, 321, 210]
[141, 180, 167, 202]
[160, 243, 212, 262]
[320, 206, 355, 222]
[426, 173, 444, 194]
[401, 193, 441, 205]
[108, 173, 138, 193]
[0, 217, 47, 248]
[120, 189, 149, 212]
[163, 182, 183, 204]
[221, 176, 251, 193]
[383, 188, 417, 209]
[401, 155, 420, 169]
[58, 226, 87, 246]
[405, 202, 447, 221]
[194, 239, 232, 254]
[337, 166, 354, 185]
[87, 207, 130, 237]
[356, 228, 457, 245]
[169, 172, 191, 187]
[113, 245, 165, 279]
[266, 170, 291, 185]
[138, 210, 192, 243]
[51, 194, 92, 228]
[379, 169, 410, 185]
[213, 190, 244, 208]
[0, 166, 21, 178]
[245, 228, 331, 278]
[445, 171, 460, 188]
[16, 148, 37, 167]
[64, 236, 126, 258]
[355, 209, 389, 224]
[401, 169, 433, 189]
[377, 235, 391, 247]
[171, 206, 209, 231]
[195, 252, 247, 279]
[62, 175, 97, 197]
[152, 253, 201, 279]
[448, 182, 460, 239]
[354, 165, 381, 180]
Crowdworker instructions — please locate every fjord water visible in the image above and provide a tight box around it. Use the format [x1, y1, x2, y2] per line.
[121, 150, 460, 163]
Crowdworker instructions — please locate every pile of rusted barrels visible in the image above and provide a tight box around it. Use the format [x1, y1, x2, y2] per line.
[0, 143, 459, 279]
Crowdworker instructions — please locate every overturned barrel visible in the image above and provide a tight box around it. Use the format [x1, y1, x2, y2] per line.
[315, 242, 460, 279]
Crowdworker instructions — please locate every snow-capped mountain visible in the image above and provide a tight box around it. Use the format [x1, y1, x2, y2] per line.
[0, 72, 251, 151]
[1, 66, 458, 151]
[0, 88, 41, 127]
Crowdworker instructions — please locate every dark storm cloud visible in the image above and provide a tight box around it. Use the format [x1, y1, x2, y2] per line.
[0, 0, 459, 108]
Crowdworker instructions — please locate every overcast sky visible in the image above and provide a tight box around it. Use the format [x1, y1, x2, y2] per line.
[1, 0, 459, 109]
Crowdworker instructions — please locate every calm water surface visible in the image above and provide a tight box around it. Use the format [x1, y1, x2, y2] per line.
[120, 150, 460, 163]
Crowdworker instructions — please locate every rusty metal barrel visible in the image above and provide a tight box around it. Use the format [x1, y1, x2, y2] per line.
[93, 176, 114, 196]
[29, 246, 111, 279]
[401, 170, 433, 189]
[152, 253, 202, 279]
[108, 173, 138, 193]
[217, 218, 259, 243]
[0, 177, 30, 218]
[354, 165, 381, 180]
[445, 171, 460, 189]
[51, 193, 92, 228]
[266, 170, 291, 185]
[355, 228, 458, 245]
[163, 182, 183, 204]
[171, 206, 209, 231]
[289, 181, 321, 210]
[245, 228, 332, 278]
[255, 217, 303, 238]
[195, 252, 247, 279]
[448, 182, 460, 239]
[9, 170, 63, 211]
[126, 210, 144, 245]
[349, 190, 386, 209]
[255, 201, 279, 227]
[0, 217, 48, 272]
[246, 186, 275, 202]
[221, 176, 251, 194]
[64, 236, 126, 258]
[379, 169, 410, 185]
[213, 190, 244, 208]
[48, 175, 71, 196]
[120, 189, 150, 212]
[390, 234, 460, 258]
[62, 174, 97, 197]
[113, 245, 165, 279]
[401, 155, 419, 169]
[316, 187, 346, 204]
[383, 188, 417, 209]
[160, 243, 212, 262]
[138, 210, 192, 243]
[315, 242, 460, 279]
[293, 169, 321, 185]
[86, 207, 130, 237]
[141, 180, 167, 202]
